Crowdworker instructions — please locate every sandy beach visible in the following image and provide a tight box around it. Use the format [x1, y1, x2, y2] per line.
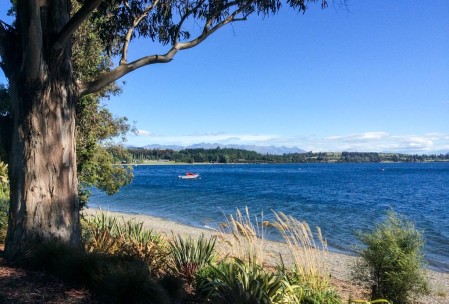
[82, 208, 449, 304]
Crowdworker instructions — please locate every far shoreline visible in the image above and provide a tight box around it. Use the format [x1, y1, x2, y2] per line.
[121, 160, 449, 166]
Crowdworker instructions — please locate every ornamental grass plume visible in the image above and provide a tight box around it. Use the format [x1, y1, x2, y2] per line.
[273, 211, 338, 300]
[217, 207, 267, 264]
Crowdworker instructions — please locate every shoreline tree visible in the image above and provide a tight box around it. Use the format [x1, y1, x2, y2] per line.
[0, 0, 328, 260]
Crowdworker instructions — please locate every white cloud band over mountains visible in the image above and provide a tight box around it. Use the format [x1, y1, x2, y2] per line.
[133, 130, 449, 154]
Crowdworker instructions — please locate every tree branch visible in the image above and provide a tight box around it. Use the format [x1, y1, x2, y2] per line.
[0, 21, 9, 63]
[178, 0, 255, 50]
[120, 1, 160, 65]
[52, 0, 103, 51]
[174, 0, 206, 43]
[79, 0, 256, 96]
[79, 47, 179, 96]
[0, 20, 19, 79]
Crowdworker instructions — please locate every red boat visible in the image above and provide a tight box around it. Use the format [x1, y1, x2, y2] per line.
[178, 172, 200, 179]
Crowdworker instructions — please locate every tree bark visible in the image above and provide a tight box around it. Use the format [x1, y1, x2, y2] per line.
[4, 0, 81, 260]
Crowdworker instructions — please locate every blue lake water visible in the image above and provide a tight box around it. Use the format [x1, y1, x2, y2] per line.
[88, 163, 449, 272]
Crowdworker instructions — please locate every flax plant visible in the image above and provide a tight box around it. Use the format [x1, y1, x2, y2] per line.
[82, 211, 168, 275]
[168, 234, 216, 285]
[118, 218, 169, 276]
[217, 207, 267, 264]
[199, 256, 303, 304]
[83, 210, 121, 254]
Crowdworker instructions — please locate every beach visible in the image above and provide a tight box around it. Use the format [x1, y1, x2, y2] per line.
[82, 208, 449, 304]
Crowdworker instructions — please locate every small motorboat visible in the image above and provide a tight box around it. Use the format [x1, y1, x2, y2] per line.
[178, 172, 200, 179]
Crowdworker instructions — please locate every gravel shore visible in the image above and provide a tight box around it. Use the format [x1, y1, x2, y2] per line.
[82, 209, 449, 304]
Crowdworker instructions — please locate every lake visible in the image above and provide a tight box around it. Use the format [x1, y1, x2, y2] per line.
[89, 162, 449, 272]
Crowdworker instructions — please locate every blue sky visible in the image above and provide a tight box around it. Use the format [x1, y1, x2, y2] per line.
[1, 1, 448, 153]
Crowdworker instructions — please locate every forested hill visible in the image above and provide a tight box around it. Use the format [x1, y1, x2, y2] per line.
[124, 148, 449, 164]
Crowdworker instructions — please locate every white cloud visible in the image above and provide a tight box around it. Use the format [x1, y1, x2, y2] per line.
[136, 130, 153, 136]
[327, 132, 390, 141]
[307, 132, 449, 153]
[129, 131, 449, 154]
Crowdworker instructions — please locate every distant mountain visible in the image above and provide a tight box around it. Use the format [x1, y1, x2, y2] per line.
[141, 143, 305, 155]
[142, 144, 186, 151]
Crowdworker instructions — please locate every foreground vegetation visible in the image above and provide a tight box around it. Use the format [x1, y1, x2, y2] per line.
[126, 148, 449, 164]
[1, 204, 433, 303]
[0, 164, 434, 303]
[78, 209, 343, 303]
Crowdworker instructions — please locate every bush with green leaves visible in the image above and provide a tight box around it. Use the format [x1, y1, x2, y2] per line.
[352, 211, 429, 304]
[286, 268, 341, 304]
[19, 240, 170, 304]
[0, 196, 7, 243]
[0, 161, 8, 243]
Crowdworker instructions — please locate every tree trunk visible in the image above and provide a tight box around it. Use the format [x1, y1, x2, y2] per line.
[4, 0, 81, 260]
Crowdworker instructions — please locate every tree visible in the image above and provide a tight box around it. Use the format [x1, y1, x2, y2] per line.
[0, 3, 134, 212]
[0, 0, 328, 260]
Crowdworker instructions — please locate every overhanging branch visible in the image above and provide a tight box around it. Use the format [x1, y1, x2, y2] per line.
[79, 0, 257, 96]
[178, 0, 255, 50]
[52, 0, 103, 51]
[79, 47, 179, 96]
[0, 21, 8, 62]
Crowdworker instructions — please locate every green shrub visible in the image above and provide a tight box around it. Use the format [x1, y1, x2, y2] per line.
[352, 211, 429, 304]
[287, 268, 341, 304]
[20, 240, 170, 304]
[168, 234, 216, 285]
[197, 257, 305, 304]
[0, 161, 9, 244]
[0, 161, 8, 196]
[0, 196, 8, 243]
[93, 255, 170, 304]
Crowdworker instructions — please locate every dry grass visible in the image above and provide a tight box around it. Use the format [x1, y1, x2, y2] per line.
[216, 207, 267, 264]
[273, 211, 331, 290]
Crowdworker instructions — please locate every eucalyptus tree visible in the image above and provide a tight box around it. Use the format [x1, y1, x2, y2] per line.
[0, 0, 328, 260]
[0, 5, 134, 208]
